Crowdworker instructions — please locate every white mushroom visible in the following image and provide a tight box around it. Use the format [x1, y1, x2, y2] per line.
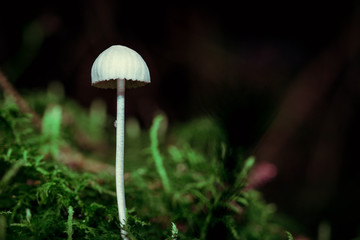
[91, 45, 150, 239]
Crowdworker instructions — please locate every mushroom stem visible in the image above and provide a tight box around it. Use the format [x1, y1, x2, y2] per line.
[116, 78, 127, 239]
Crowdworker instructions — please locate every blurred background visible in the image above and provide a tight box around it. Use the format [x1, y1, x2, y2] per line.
[1, 1, 360, 239]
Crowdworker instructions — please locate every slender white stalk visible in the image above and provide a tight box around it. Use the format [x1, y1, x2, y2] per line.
[116, 78, 127, 239]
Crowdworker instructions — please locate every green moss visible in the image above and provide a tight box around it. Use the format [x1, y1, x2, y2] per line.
[0, 91, 294, 239]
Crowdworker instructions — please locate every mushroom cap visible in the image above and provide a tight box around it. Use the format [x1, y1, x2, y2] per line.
[91, 45, 150, 89]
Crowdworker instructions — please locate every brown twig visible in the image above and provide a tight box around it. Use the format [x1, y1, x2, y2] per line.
[0, 71, 42, 129]
[0, 70, 114, 175]
[254, 8, 360, 164]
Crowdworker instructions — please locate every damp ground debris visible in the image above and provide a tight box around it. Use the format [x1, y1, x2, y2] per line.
[0, 88, 296, 240]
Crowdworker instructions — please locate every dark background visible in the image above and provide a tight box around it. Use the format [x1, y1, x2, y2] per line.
[1, 1, 360, 239]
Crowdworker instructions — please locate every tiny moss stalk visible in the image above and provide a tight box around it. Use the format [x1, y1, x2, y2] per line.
[116, 78, 128, 239]
[150, 115, 171, 194]
[66, 206, 74, 240]
[0, 157, 25, 194]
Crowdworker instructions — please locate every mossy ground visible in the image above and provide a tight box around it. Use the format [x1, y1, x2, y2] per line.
[0, 87, 295, 239]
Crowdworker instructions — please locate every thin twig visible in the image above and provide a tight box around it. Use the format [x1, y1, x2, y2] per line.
[0, 71, 42, 129]
[254, 8, 360, 164]
[0, 70, 114, 175]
